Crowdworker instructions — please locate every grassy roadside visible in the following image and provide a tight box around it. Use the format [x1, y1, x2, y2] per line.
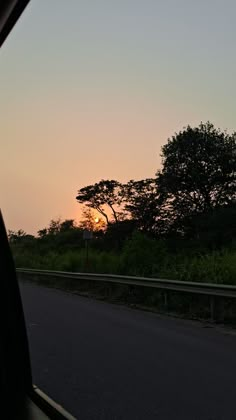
[14, 232, 236, 323]
[14, 246, 236, 284]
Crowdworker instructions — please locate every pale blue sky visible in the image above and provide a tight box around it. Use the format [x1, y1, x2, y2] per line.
[1, 0, 235, 233]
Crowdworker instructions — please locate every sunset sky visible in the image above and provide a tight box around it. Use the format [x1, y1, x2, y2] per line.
[1, 0, 236, 234]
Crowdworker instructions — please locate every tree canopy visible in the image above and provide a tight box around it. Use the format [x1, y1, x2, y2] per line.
[122, 178, 159, 233]
[157, 122, 236, 234]
[76, 180, 123, 225]
[75, 123, 236, 243]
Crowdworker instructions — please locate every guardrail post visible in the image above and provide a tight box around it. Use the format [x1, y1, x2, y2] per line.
[210, 296, 224, 323]
[164, 291, 168, 310]
[210, 296, 215, 322]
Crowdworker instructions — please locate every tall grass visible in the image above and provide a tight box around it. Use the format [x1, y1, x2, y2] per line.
[12, 233, 236, 285]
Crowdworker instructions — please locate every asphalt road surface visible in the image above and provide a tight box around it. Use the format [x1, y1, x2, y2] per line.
[20, 282, 236, 420]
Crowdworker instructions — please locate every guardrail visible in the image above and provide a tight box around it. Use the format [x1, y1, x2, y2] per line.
[17, 268, 236, 322]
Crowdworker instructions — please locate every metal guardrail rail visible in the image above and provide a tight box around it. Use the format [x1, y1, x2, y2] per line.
[17, 268, 236, 298]
[17, 268, 236, 322]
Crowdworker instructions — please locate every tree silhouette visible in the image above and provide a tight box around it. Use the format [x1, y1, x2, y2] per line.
[157, 122, 236, 234]
[79, 207, 106, 232]
[76, 180, 123, 225]
[122, 178, 159, 233]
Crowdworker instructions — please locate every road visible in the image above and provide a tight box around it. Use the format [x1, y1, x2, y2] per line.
[20, 282, 236, 420]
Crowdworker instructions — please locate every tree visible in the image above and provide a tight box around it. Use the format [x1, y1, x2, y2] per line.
[76, 180, 124, 225]
[37, 228, 48, 238]
[37, 219, 84, 251]
[8, 230, 35, 251]
[47, 218, 61, 235]
[79, 207, 106, 232]
[122, 178, 159, 233]
[157, 122, 236, 234]
[60, 219, 76, 232]
[185, 204, 236, 249]
[8, 229, 27, 242]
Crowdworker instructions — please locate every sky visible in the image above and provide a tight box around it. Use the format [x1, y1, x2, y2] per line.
[1, 0, 236, 234]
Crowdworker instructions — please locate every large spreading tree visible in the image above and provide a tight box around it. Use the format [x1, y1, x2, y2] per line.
[76, 179, 124, 225]
[157, 122, 236, 234]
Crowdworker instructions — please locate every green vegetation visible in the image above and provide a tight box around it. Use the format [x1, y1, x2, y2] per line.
[11, 230, 236, 285]
[10, 122, 236, 285]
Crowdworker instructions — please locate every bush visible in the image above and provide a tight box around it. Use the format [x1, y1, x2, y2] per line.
[120, 232, 167, 277]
